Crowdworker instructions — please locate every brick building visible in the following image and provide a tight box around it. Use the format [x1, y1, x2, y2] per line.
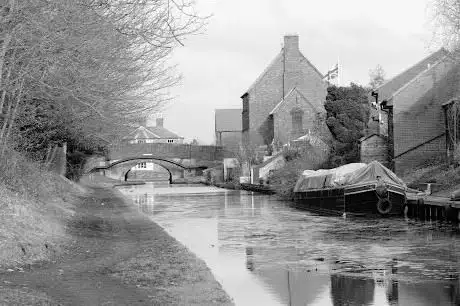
[365, 48, 460, 174]
[240, 35, 330, 150]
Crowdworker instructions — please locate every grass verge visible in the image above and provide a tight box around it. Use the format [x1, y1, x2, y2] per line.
[0, 148, 83, 268]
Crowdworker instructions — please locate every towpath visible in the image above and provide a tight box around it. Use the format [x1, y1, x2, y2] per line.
[0, 185, 232, 305]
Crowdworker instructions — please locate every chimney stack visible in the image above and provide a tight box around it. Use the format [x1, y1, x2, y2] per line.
[156, 117, 164, 127]
[284, 35, 299, 51]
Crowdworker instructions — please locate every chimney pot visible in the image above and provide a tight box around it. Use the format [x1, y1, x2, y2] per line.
[156, 117, 164, 127]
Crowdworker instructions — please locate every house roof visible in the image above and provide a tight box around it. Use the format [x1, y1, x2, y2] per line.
[123, 125, 183, 140]
[215, 109, 242, 132]
[241, 48, 324, 96]
[387, 54, 452, 105]
[374, 48, 449, 103]
[269, 87, 319, 115]
[242, 51, 283, 97]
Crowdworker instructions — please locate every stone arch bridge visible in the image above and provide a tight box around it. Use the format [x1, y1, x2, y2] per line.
[87, 142, 234, 183]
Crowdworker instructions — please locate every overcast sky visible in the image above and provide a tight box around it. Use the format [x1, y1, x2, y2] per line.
[156, 0, 438, 144]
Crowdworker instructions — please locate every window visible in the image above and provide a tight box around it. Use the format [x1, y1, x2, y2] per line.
[137, 139, 146, 144]
[137, 162, 147, 169]
[167, 139, 174, 143]
[291, 108, 304, 135]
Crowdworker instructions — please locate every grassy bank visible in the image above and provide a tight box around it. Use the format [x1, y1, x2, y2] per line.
[401, 163, 460, 195]
[0, 148, 84, 268]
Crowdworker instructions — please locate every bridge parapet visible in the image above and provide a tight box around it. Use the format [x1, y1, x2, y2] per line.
[108, 143, 234, 161]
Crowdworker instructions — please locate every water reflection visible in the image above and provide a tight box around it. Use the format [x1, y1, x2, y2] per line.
[330, 274, 374, 305]
[117, 184, 460, 306]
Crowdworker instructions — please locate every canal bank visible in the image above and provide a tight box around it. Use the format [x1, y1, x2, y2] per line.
[0, 179, 233, 305]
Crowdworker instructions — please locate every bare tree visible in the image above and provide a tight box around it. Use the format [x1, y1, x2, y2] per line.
[369, 64, 386, 90]
[430, 0, 460, 51]
[0, 0, 206, 155]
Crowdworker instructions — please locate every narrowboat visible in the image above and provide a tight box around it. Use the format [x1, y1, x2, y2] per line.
[292, 161, 407, 216]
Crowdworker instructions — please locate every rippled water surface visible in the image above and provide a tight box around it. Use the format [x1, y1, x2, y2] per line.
[117, 183, 460, 306]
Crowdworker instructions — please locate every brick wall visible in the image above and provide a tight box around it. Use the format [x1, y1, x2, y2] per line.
[392, 58, 460, 174]
[243, 35, 327, 146]
[273, 89, 320, 144]
[109, 143, 232, 161]
[246, 52, 284, 145]
[360, 135, 388, 166]
[283, 36, 327, 112]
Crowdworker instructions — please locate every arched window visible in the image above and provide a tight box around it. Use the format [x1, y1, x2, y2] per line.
[291, 108, 304, 135]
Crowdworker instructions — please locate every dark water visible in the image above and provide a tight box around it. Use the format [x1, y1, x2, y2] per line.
[117, 184, 460, 306]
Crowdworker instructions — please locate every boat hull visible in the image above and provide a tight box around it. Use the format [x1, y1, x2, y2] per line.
[293, 183, 406, 216]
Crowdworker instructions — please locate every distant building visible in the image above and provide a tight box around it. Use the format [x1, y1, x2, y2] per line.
[365, 48, 460, 174]
[240, 35, 331, 150]
[123, 117, 184, 144]
[215, 109, 242, 149]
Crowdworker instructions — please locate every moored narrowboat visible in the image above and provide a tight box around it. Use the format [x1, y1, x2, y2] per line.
[292, 161, 406, 216]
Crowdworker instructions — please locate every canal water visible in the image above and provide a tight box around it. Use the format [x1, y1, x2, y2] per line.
[117, 183, 460, 306]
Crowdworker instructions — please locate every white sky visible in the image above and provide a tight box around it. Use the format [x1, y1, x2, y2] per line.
[157, 0, 438, 144]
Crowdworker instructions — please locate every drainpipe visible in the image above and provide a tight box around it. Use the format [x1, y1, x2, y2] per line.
[381, 101, 394, 171]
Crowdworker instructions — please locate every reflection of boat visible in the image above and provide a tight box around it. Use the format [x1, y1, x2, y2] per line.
[293, 161, 406, 216]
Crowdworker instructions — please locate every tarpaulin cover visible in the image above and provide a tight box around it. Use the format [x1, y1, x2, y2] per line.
[294, 161, 406, 192]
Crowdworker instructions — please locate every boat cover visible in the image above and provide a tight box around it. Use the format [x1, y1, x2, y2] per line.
[294, 161, 406, 192]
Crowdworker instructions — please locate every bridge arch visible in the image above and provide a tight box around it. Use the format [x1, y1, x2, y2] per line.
[96, 157, 189, 183]
[123, 164, 173, 184]
[108, 156, 190, 169]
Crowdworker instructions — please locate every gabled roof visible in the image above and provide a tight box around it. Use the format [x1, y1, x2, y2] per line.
[123, 125, 183, 140]
[269, 87, 319, 115]
[147, 126, 183, 139]
[374, 48, 450, 103]
[241, 47, 324, 96]
[387, 54, 452, 105]
[215, 109, 242, 132]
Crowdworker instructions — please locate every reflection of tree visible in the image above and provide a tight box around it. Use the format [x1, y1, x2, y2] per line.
[330, 274, 375, 306]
